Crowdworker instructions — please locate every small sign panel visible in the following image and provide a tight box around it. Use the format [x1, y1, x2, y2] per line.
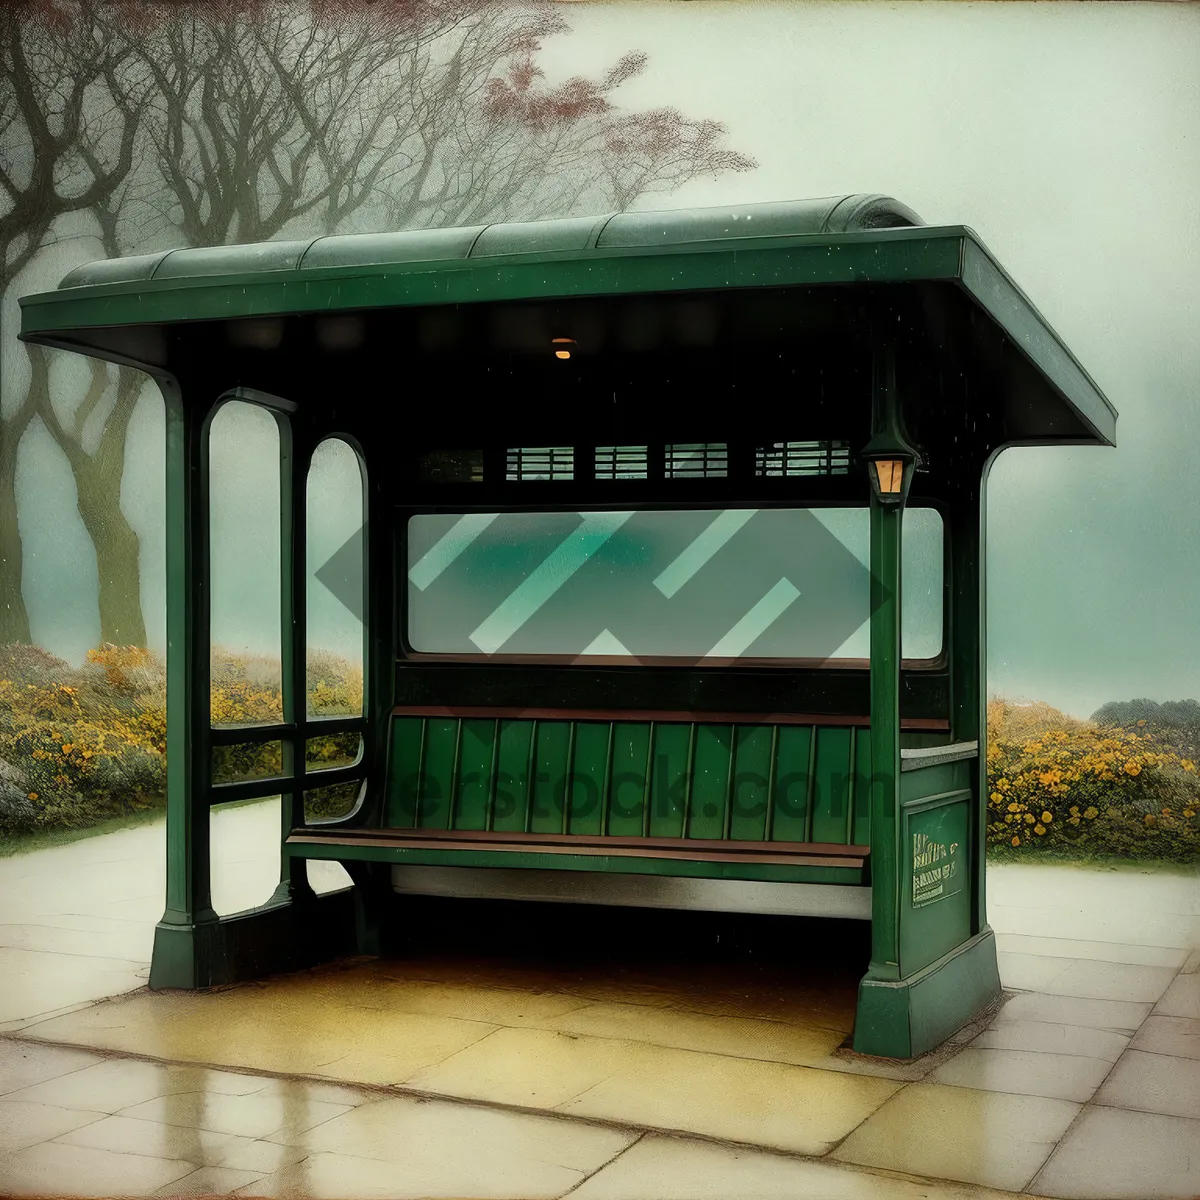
[909, 808, 966, 909]
[900, 794, 972, 976]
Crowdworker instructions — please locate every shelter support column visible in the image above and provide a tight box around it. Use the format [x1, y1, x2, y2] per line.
[865, 493, 904, 985]
[272, 414, 314, 905]
[949, 472, 988, 936]
[853, 355, 1000, 1058]
[347, 440, 401, 954]
[150, 387, 221, 988]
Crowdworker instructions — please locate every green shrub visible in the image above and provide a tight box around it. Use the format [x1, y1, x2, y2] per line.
[0, 643, 363, 837]
[986, 699, 1200, 863]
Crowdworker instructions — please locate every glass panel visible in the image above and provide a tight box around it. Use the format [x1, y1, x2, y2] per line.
[209, 796, 280, 916]
[900, 509, 944, 659]
[307, 439, 364, 718]
[209, 401, 282, 727]
[212, 740, 283, 786]
[406, 507, 944, 660]
[305, 781, 362, 823]
[806, 507, 944, 659]
[306, 733, 363, 772]
[208, 400, 285, 916]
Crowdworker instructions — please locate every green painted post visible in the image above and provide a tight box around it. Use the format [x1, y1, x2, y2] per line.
[274, 414, 314, 904]
[855, 362, 1001, 1057]
[853, 340, 912, 1056]
[949, 473, 986, 935]
[150, 386, 220, 989]
[865, 494, 903, 985]
[361, 439, 394, 829]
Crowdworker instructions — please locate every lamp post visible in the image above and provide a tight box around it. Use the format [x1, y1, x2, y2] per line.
[857, 344, 924, 1050]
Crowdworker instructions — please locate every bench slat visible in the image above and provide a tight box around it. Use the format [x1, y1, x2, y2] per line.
[289, 827, 868, 871]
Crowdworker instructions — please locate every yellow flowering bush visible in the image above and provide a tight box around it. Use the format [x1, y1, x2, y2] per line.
[987, 700, 1200, 862]
[0, 645, 166, 831]
[209, 647, 362, 784]
[0, 643, 362, 835]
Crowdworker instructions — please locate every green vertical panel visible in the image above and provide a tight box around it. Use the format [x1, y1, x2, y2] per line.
[687, 724, 733, 841]
[453, 719, 495, 831]
[386, 717, 425, 827]
[771, 725, 813, 842]
[811, 726, 854, 844]
[531, 721, 570, 834]
[853, 726, 873, 845]
[568, 722, 609, 836]
[607, 722, 651, 837]
[492, 720, 533, 833]
[418, 718, 459, 830]
[868, 489, 904, 983]
[729, 725, 772, 841]
[648, 723, 690, 839]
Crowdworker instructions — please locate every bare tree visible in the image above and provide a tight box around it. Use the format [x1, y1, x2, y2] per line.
[30, 349, 146, 645]
[31, 153, 156, 647]
[382, 34, 755, 228]
[131, 1, 754, 245]
[130, 0, 492, 244]
[5, 0, 754, 653]
[0, 0, 147, 643]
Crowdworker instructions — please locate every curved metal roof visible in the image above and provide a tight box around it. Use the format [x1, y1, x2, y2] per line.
[54, 194, 923, 290]
[17, 193, 1116, 445]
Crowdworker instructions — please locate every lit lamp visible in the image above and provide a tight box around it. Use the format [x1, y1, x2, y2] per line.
[552, 337, 576, 360]
[862, 425, 922, 507]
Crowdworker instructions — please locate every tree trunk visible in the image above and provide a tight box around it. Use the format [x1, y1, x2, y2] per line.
[75, 458, 147, 647]
[75, 367, 148, 648]
[0, 428, 32, 644]
[0, 341, 40, 646]
[32, 348, 149, 649]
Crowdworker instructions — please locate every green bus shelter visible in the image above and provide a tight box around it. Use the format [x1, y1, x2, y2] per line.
[19, 194, 1116, 1058]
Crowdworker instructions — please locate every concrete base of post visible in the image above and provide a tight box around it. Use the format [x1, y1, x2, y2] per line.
[852, 926, 1001, 1059]
[148, 888, 357, 990]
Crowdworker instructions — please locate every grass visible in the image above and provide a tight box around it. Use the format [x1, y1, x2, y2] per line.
[0, 795, 278, 858]
[0, 806, 166, 858]
[987, 846, 1200, 875]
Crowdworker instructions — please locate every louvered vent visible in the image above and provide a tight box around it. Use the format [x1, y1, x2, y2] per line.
[755, 440, 850, 477]
[595, 446, 649, 480]
[664, 443, 728, 478]
[506, 446, 574, 481]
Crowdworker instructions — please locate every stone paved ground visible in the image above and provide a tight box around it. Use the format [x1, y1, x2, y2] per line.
[1, 801, 1197, 1199]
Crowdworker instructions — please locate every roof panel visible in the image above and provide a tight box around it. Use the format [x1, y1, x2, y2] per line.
[58, 250, 174, 290]
[301, 225, 485, 271]
[152, 239, 315, 280]
[596, 194, 921, 249]
[470, 214, 612, 258]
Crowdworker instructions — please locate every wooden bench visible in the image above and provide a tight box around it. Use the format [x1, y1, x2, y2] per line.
[286, 706, 951, 891]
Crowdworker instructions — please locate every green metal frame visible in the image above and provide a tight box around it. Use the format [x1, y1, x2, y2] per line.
[18, 195, 1115, 1055]
[151, 385, 371, 987]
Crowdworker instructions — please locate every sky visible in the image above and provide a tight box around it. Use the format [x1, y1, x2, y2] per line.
[8, 0, 1200, 720]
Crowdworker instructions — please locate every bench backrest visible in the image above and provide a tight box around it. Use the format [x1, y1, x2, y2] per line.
[384, 708, 876, 846]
